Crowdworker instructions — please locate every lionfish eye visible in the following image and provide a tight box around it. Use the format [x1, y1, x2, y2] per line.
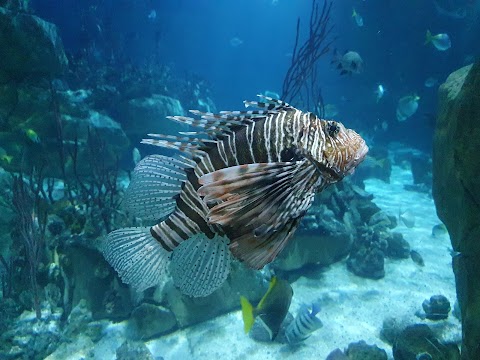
[327, 121, 340, 137]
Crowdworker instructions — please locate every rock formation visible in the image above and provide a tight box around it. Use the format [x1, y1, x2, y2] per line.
[433, 61, 480, 359]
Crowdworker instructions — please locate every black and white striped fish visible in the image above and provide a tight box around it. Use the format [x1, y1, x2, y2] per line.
[101, 95, 368, 297]
[285, 302, 323, 344]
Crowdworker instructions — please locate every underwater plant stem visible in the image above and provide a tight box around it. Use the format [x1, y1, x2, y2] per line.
[29, 258, 41, 320]
[282, 0, 334, 114]
[60, 262, 72, 320]
[0, 254, 13, 298]
[12, 175, 43, 320]
[50, 81, 75, 206]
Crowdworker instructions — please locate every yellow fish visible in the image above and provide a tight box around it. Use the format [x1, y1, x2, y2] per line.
[25, 129, 41, 143]
[0, 154, 13, 164]
[240, 276, 293, 340]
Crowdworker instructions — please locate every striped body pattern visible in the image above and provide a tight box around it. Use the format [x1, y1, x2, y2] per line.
[285, 302, 323, 344]
[102, 96, 368, 297]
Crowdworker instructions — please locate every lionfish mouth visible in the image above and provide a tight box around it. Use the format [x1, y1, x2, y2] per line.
[345, 142, 369, 175]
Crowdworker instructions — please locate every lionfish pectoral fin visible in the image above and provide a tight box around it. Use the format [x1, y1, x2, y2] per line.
[101, 227, 170, 292]
[169, 234, 231, 297]
[198, 161, 318, 235]
[230, 220, 300, 269]
[198, 161, 319, 269]
[124, 155, 195, 221]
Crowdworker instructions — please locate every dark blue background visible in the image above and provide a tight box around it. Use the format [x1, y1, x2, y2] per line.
[31, 0, 480, 151]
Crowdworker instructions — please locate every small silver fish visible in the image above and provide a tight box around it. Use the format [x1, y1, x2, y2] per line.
[230, 37, 243, 47]
[375, 84, 385, 102]
[431, 223, 447, 238]
[381, 121, 388, 131]
[148, 9, 157, 20]
[425, 30, 451, 51]
[286, 302, 323, 344]
[399, 209, 415, 228]
[332, 50, 364, 75]
[410, 250, 425, 267]
[396, 95, 420, 122]
[424, 77, 439, 88]
[352, 8, 364, 27]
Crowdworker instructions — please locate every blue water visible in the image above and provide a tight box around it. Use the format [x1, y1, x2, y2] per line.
[32, 0, 479, 151]
[0, 0, 476, 358]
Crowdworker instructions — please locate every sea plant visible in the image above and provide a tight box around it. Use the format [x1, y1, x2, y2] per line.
[11, 174, 46, 320]
[282, 0, 335, 114]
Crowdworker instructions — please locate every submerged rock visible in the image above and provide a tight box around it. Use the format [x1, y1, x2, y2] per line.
[410, 155, 432, 187]
[162, 262, 265, 329]
[275, 205, 353, 271]
[368, 211, 396, 232]
[44, 334, 95, 360]
[0, 303, 63, 359]
[386, 233, 411, 259]
[392, 324, 460, 360]
[381, 316, 415, 345]
[274, 180, 394, 273]
[0, 7, 67, 81]
[347, 228, 389, 279]
[116, 340, 155, 360]
[422, 295, 451, 321]
[326, 349, 348, 359]
[345, 340, 387, 360]
[118, 94, 186, 141]
[326, 341, 387, 360]
[433, 61, 480, 359]
[0, 83, 130, 177]
[347, 246, 385, 279]
[128, 303, 177, 340]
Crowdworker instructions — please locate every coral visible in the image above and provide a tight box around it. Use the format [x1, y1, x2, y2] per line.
[347, 227, 388, 279]
[116, 340, 155, 360]
[326, 341, 388, 360]
[347, 246, 385, 280]
[12, 175, 45, 319]
[0, 302, 63, 359]
[422, 295, 451, 321]
[393, 324, 460, 360]
[344, 340, 387, 360]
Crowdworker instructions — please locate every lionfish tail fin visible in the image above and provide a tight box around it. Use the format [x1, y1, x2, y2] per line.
[124, 155, 195, 221]
[170, 234, 231, 297]
[101, 227, 169, 292]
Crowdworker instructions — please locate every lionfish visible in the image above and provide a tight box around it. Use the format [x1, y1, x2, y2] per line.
[102, 96, 368, 297]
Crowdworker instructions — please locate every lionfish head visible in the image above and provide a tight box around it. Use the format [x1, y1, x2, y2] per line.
[318, 120, 369, 181]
